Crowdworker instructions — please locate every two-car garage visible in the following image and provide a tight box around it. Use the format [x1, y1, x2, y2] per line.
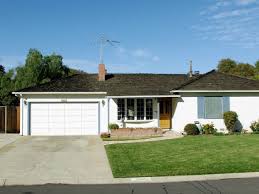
[29, 102, 100, 136]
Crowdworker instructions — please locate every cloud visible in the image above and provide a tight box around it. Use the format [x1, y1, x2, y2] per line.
[236, 0, 257, 5]
[193, 0, 259, 48]
[117, 47, 126, 54]
[131, 48, 151, 58]
[131, 48, 160, 62]
[152, 56, 160, 62]
[115, 47, 160, 64]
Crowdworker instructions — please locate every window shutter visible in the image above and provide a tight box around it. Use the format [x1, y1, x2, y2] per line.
[223, 97, 230, 113]
[197, 97, 205, 118]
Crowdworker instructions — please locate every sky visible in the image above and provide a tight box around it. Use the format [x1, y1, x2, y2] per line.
[0, 0, 259, 74]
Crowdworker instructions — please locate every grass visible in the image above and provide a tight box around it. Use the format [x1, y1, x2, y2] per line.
[102, 135, 162, 141]
[105, 134, 259, 178]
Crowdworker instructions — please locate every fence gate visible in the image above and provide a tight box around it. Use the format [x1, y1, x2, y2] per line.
[0, 106, 20, 133]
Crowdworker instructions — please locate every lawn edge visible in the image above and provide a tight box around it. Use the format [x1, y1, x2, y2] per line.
[113, 171, 259, 184]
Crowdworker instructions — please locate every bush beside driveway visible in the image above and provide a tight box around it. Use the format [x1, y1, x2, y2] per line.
[105, 134, 259, 178]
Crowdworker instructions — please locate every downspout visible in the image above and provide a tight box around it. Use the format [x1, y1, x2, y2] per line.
[27, 102, 31, 135]
[107, 98, 110, 133]
[157, 98, 160, 128]
[21, 98, 23, 135]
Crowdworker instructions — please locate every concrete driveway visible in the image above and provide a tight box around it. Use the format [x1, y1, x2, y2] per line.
[0, 135, 113, 185]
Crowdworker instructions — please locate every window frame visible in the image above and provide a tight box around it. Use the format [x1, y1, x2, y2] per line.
[198, 96, 225, 119]
[137, 99, 145, 120]
[146, 99, 153, 120]
[117, 98, 154, 121]
[117, 98, 125, 120]
[204, 96, 223, 119]
[127, 99, 135, 120]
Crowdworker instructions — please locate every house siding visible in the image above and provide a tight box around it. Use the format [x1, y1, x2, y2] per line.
[19, 92, 259, 136]
[172, 93, 259, 133]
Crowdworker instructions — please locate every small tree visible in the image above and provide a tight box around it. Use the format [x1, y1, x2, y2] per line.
[217, 58, 237, 74]
[223, 111, 238, 133]
[0, 64, 5, 76]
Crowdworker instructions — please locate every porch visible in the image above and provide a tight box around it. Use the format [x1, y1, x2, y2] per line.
[108, 96, 179, 129]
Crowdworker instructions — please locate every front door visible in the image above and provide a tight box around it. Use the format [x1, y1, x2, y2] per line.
[159, 98, 172, 129]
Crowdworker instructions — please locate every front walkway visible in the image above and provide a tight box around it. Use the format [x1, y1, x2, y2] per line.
[0, 135, 113, 185]
[104, 131, 183, 145]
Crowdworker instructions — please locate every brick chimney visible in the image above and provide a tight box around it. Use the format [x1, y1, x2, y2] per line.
[98, 64, 106, 81]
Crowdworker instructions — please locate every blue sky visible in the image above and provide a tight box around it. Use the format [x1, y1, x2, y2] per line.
[0, 0, 259, 74]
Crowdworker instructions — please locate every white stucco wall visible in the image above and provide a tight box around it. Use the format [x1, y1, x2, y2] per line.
[172, 93, 259, 133]
[20, 94, 108, 135]
[19, 93, 259, 135]
[230, 96, 259, 130]
[109, 98, 159, 128]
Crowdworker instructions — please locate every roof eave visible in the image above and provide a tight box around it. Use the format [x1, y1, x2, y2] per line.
[107, 95, 181, 98]
[12, 92, 107, 95]
[170, 90, 259, 93]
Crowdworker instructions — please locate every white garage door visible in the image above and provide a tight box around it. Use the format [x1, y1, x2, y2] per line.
[30, 102, 99, 135]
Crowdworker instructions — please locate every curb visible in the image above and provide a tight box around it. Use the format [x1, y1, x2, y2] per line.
[114, 172, 259, 184]
[1, 172, 259, 186]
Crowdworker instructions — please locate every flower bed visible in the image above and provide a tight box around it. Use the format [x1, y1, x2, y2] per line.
[110, 127, 163, 138]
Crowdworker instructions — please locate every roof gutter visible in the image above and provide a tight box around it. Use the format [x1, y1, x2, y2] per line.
[12, 92, 107, 95]
[107, 95, 181, 99]
[170, 90, 259, 93]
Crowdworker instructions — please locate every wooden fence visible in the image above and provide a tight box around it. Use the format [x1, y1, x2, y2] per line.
[0, 106, 20, 133]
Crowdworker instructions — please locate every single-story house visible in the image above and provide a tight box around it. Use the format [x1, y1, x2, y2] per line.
[13, 64, 259, 136]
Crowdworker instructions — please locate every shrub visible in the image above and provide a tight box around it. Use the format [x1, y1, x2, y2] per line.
[223, 111, 238, 133]
[214, 132, 225, 136]
[202, 123, 217, 135]
[250, 120, 259, 133]
[108, 123, 119, 130]
[184, 123, 200, 135]
[100, 132, 110, 138]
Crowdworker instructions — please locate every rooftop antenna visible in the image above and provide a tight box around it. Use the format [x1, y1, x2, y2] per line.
[189, 60, 193, 77]
[99, 35, 120, 64]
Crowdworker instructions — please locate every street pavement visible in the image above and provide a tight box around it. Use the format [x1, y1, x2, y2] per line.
[1, 177, 259, 194]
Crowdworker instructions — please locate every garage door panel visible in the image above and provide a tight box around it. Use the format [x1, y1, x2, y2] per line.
[30, 103, 49, 135]
[30, 102, 99, 135]
[81, 104, 99, 135]
[48, 104, 65, 135]
[65, 104, 82, 135]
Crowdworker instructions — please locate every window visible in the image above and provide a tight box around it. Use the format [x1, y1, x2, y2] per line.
[198, 97, 230, 119]
[137, 99, 144, 120]
[117, 98, 154, 121]
[205, 97, 222, 119]
[146, 99, 153, 120]
[117, 99, 125, 120]
[127, 99, 135, 120]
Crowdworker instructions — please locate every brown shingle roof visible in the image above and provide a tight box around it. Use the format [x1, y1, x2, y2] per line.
[17, 73, 192, 96]
[172, 70, 259, 91]
[16, 70, 259, 95]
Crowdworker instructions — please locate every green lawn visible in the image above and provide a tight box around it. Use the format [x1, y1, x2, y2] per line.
[105, 134, 259, 178]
